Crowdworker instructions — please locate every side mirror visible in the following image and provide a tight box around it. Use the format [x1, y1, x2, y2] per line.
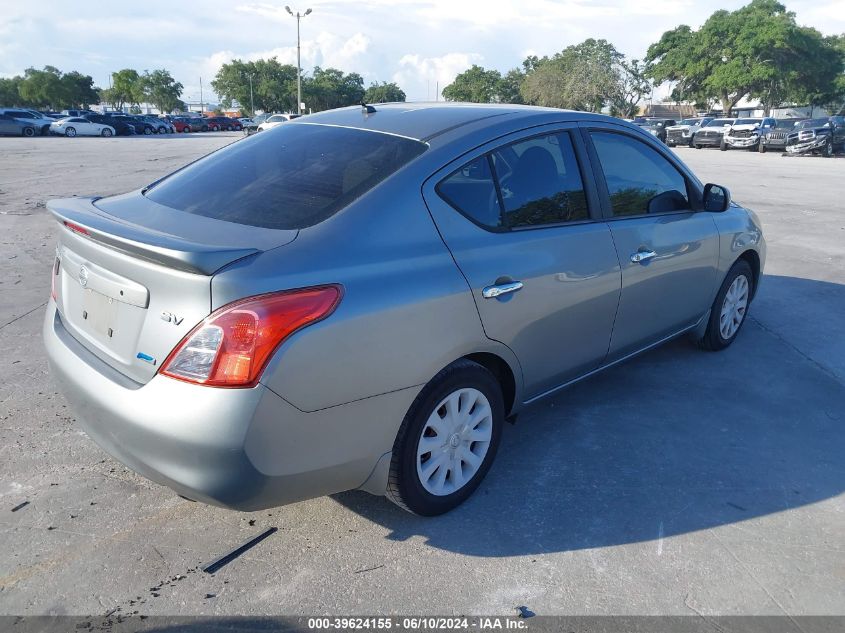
[703, 183, 731, 212]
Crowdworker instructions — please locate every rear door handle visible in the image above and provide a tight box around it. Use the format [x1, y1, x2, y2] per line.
[482, 281, 524, 299]
[630, 250, 657, 264]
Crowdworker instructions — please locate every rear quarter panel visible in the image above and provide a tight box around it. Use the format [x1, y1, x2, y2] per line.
[211, 171, 523, 413]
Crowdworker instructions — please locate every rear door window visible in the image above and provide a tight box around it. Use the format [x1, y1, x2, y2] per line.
[437, 131, 589, 230]
[145, 123, 427, 229]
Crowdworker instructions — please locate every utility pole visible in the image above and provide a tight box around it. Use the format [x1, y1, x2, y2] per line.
[200, 77, 204, 113]
[249, 74, 255, 115]
[285, 6, 312, 115]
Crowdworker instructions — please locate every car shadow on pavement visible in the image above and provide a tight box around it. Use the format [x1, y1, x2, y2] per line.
[332, 274, 845, 557]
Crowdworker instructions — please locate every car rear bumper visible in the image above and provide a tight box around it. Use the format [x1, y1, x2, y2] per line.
[44, 302, 414, 510]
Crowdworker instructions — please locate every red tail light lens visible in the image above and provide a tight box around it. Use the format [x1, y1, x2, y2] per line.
[160, 285, 342, 387]
[50, 256, 60, 301]
[64, 221, 90, 236]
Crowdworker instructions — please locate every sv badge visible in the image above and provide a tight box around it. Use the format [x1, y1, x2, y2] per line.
[160, 311, 184, 325]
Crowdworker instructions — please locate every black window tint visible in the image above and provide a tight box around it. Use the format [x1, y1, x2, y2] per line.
[437, 155, 504, 229]
[491, 132, 588, 228]
[591, 132, 690, 217]
[145, 123, 427, 230]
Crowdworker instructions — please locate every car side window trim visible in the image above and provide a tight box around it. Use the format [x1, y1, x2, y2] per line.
[432, 125, 603, 234]
[578, 124, 704, 220]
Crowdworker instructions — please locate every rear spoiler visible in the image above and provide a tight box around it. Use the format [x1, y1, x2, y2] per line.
[48, 197, 259, 276]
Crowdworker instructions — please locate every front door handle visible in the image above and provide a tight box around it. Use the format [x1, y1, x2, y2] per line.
[630, 250, 657, 264]
[482, 281, 524, 299]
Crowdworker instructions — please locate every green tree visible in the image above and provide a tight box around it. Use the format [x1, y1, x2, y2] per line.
[141, 69, 184, 113]
[611, 59, 652, 118]
[304, 67, 365, 111]
[0, 76, 25, 106]
[18, 66, 65, 109]
[108, 69, 144, 110]
[647, 0, 844, 115]
[60, 71, 99, 108]
[442, 65, 503, 102]
[212, 58, 299, 113]
[521, 39, 622, 112]
[497, 68, 526, 104]
[363, 81, 406, 103]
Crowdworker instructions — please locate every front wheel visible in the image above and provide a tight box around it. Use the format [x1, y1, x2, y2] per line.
[387, 360, 504, 516]
[144, 127, 152, 135]
[720, 140, 728, 151]
[65, 127, 77, 137]
[696, 260, 753, 351]
[823, 138, 834, 158]
[22, 127, 35, 137]
[758, 143, 767, 153]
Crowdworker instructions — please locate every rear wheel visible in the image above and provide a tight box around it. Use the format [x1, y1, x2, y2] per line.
[720, 140, 728, 151]
[695, 143, 702, 149]
[696, 260, 753, 351]
[144, 126, 152, 135]
[101, 128, 113, 137]
[387, 360, 504, 516]
[758, 142, 767, 153]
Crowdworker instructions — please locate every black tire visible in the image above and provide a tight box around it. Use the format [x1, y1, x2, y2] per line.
[65, 127, 76, 137]
[720, 140, 728, 151]
[386, 360, 504, 516]
[758, 142, 767, 153]
[823, 138, 834, 158]
[696, 259, 754, 351]
[22, 127, 35, 137]
[695, 144, 702, 149]
[144, 126, 152, 135]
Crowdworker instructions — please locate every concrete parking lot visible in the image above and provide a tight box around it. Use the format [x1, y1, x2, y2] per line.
[0, 133, 843, 617]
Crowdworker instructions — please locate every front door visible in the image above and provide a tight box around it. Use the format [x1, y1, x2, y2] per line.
[583, 126, 720, 360]
[423, 126, 621, 400]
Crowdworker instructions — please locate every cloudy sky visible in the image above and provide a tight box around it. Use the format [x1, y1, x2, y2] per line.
[2, 0, 843, 105]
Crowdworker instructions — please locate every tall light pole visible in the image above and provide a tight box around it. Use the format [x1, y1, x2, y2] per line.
[285, 6, 311, 115]
[248, 73, 255, 115]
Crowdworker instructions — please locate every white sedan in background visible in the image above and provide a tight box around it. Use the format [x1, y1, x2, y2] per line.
[50, 117, 116, 137]
[256, 113, 301, 132]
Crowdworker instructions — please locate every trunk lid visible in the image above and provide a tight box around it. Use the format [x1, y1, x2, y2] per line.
[49, 192, 297, 384]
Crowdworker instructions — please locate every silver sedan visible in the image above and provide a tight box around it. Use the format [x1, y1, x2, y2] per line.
[43, 103, 765, 515]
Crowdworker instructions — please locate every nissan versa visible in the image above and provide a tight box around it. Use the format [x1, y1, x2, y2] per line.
[43, 103, 765, 516]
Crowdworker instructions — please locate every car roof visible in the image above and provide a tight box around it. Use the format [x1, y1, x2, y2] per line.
[295, 102, 603, 142]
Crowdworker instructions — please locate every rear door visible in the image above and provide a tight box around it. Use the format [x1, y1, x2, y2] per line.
[423, 124, 621, 400]
[581, 124, 719, 360]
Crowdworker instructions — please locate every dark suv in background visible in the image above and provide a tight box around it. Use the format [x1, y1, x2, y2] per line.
[786, 117, 845, 157]
[759, 119, 805, 153]
[636, 118, 676, 143]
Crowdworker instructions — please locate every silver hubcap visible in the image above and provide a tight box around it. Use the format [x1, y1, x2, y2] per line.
[416, 388, 493, 496]
[719, 274, 749, 339]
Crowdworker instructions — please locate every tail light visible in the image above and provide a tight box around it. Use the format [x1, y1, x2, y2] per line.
[160, 285, 342, 388]
[50, 256, 60, 301]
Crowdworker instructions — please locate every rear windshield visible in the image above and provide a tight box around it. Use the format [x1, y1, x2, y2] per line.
[145, 123, 427, 229]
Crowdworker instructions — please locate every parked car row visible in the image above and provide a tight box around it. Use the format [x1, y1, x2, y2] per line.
[656, 115, 845, 157]
[0, 107, 251, 138]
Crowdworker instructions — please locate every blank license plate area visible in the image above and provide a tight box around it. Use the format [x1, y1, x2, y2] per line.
[82, 289, 119, 338]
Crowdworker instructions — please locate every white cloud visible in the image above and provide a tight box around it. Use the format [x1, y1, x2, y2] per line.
[1, 0, 842, 105]
[393, 52, 484, 101]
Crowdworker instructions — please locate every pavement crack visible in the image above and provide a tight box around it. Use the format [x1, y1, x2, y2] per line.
[0, 301, 47, 332]
[749, 315, 843, 386]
